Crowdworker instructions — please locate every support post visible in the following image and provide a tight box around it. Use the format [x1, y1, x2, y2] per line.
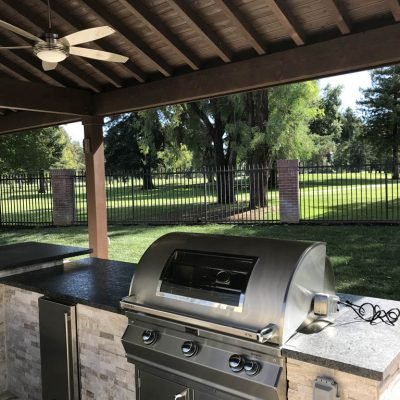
[277, 160, 300, 223]
[82, 116, 108, 258]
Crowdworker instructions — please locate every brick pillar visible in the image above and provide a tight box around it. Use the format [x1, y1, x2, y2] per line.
[277, 160, 300, 223]
[50, 169, 76, 226]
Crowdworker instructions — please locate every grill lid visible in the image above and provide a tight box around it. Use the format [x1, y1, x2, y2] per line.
[121, 232, 336, 345]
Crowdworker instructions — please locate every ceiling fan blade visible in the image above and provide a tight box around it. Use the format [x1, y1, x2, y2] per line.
[61, 26, 115, 46]
[0, 19, 43, 43]
[0, 46, 32, 50]
[42, 61, 58, 71]
[69, 47, 128, 63]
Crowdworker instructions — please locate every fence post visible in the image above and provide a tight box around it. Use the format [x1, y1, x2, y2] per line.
[50, 169, 76, 226]
[277, 160, 300, 223]
[203, 168, 208, 223]
[385, 170, 389, 220]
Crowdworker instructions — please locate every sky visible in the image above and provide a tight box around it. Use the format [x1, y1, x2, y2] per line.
[62, 70, 372, 143]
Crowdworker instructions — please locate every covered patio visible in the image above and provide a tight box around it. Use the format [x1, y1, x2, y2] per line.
[0, 1, 400, 399]
[1, 0, 399, 258]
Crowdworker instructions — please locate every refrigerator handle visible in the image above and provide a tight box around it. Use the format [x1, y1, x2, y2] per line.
[64, 313, 73, 400]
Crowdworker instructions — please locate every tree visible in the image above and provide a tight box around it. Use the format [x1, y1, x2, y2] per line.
[310, 84, 343, 163]
[187, 97, 238, 203]
[104, 111, 164, 189]
[0, 126, 72, 172]
[0, 126, 78, 192]
[228, 82, 319, 208]
[334, 108, 369, 168]
[157, 106, 193, 171]
[359, 66, 400, 179]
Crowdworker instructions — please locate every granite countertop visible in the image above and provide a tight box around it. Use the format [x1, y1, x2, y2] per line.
[283, 293, 400, 381]
[0, 241, 91, 271]
[0, 257, 136, 313]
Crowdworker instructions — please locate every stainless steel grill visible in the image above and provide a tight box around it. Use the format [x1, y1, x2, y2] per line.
[121, 233, 338, 400]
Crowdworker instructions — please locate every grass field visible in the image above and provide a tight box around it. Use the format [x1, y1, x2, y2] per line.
[1, 224, 399, 300]
[1, 170, 400, 225]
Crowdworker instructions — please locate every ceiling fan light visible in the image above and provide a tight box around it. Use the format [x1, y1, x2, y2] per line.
[33, 39, 69, 63]
[35, 49, 67, 62]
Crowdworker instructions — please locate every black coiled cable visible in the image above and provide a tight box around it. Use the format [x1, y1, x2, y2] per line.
[339, 300, 400, 326]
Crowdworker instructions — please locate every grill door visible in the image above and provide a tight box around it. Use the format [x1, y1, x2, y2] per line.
[138, 370, 193, 400]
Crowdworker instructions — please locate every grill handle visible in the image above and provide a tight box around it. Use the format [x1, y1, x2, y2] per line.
[256, 323, 277, 343]
[175, 389, 189, 400]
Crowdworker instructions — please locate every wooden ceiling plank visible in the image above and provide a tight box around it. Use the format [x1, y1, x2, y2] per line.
[0, 112, 79, 135]
[213, 0, 266, 55]
[387, 0, 400, 21]
[0, 78, 92, 115]
[266, 0, 306, 45]
[94, 23, 400, 116]
[322, 0, 351, 34]
[36, 0, 144, 84]
[0, 55, 40, 82]
[79, 0, 173, 77]
[119, 0, 201, 70]
[167, 0, 232, 62]
[0, 0, 102, 92]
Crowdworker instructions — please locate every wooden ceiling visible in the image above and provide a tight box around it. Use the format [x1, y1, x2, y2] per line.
[0, 0, 400, 133]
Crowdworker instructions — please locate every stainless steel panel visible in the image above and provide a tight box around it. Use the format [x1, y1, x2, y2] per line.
[39, 297, 80, 400]
[123, 232, 336, 345]
[138, 370, 193, 400]
[122, 317, 286, 400]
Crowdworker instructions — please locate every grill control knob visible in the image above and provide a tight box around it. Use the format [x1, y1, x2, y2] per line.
[181, 341, 199, 357]
[244, 360, 260, 376]
[142, 329, 158, 345]
[229, 354, 245, 372]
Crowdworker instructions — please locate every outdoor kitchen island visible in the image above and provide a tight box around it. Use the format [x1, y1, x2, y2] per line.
[0, 243, 399, 399]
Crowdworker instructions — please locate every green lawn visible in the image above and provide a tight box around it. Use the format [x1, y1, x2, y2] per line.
[1, 224, 399, 300]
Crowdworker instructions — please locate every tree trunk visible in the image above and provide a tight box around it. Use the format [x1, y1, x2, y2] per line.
[142, 166, 155, 190]
[216, 168, 235, 204]
[246, 90, 270, 209]
[38, 170, 47, 194]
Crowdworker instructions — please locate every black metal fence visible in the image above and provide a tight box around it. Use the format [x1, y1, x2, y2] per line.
[299, 163, 400, 222]
[0, 172, 53, 226]
[75, 166, 280, 225]
[1, 164, 400, 227]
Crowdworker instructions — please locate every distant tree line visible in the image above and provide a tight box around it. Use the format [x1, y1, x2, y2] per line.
[0, 126, 85, 173]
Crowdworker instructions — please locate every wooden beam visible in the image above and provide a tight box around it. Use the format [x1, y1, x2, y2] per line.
[119, 0, 201, 70]
[36, 0, 146, 84]
[79, 0, 172, 77]
[213, 0, 266, 55]
[0, 55, 39, 82]
[0, 78, 92, 115]
[266, 0, 306, 45]
[0, 112, 79, 135]
[167, 0, 232, 62]
[82, 116, 108, 259]
[95, 24, 400, 115]
[322, 0, 351, 34]
[387, 0, 400, 21]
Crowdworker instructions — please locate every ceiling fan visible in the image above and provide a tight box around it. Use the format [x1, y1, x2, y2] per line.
[0, 0, 128, 71]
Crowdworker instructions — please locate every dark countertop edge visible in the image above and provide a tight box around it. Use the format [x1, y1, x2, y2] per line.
[282, 347, 383, 381]
[0, 245, 92, 271]
[0, 279, 124, 315]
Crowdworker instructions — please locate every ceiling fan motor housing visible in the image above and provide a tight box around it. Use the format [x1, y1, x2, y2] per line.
[33, 32, 69, 62]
